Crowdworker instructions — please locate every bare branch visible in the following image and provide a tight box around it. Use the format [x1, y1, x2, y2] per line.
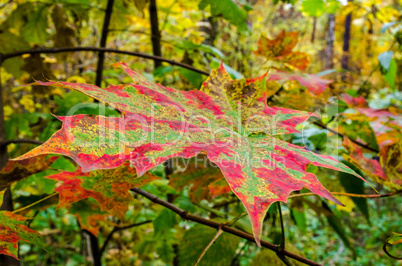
[313, 121, 379, 153]
[0, 47, 209, 76]
[0, 139, 44, 148]
[131, 188, 321, 266]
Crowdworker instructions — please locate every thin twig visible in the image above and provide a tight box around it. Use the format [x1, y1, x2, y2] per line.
[289, 190, 401, 199]
[0, 139, 44, 148]
[312, 121, 379, 153]
[383, 235, 402, 260]
[0, 47, 209, 76]
[195, 210, 247, 264]
[194, 226, 224, 266]
[131, 188, 321, 266]
[12, 193, 58, 214]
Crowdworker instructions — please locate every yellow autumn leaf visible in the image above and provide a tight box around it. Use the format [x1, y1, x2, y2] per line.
[19, 95, 35, 113]
[3, 106, 13, 119]
[66, 76, 87, 83]
[334, 195, 355, 212]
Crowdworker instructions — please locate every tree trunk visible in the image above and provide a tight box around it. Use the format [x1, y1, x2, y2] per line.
[311, 17, 317, 43]
[83, 230, 101, 266]
[149, 0, 162, 69]
[325, 14, 335, 69]
[0, 57, 19, 266]
[341, 1, 353, 80]
[89, 0, 115, 263]
[95, 0, 115, 87]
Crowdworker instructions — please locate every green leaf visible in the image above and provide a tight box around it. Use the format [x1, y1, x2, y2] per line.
[21, 5, 50, 44]
[153, 209, 177, 237]
[177, 40, 224, 58]
[153, 65, 174, 78]
[291, 208, 307, 232]
[157, 240, 175, 263]
[339, 161, 369, 222]
[0, 31, 30, 77]
[199, 0, 249, 32]
[173, 196, 197, 213]
[385, 59, 397, 89]
[180, 68, 204, 89]
[308, 132, 327, 151]
[300, 0, 325, 17]
[178, 224, 240, 265]
[378, 51, 394, 70]
[326, 0, 341, 14]
[323, 202, 353, 251]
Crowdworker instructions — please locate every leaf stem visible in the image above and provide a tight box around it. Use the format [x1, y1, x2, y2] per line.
[12, 192, 58, 214]
[0, 139, 44, 147]
[194, 226, 224, 266]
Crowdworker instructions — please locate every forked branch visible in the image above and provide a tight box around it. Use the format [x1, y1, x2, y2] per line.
[131, 188, 321, 266]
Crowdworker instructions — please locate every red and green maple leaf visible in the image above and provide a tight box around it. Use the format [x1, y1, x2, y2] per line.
[14, 63, 362, 245]
[343, 138, 401, 190]
[46, 162, 160, 219]
[342, 93, 402, 148]
[341, 94, 402, 189]
[254, 30, 309, 70]
[0, 190, 45, 259]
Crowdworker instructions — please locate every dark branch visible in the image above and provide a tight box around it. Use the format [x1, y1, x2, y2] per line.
[82, 229, 101, 266]
[277, 202, 285, 251]
[95, 0, 115, 87]
[149, 0, 162, 69]
[0, 47, 209, 76]
[313, 121, 379, 153]
[131, 188, 321, 266]
[0, 139, 44, 148]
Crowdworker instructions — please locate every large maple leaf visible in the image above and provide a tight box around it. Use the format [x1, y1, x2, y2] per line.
[14, 63, 362, 245]
[0, 190, 45, 259]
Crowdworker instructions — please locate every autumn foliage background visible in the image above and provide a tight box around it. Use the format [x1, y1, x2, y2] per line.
[0, 0, 401, 265]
